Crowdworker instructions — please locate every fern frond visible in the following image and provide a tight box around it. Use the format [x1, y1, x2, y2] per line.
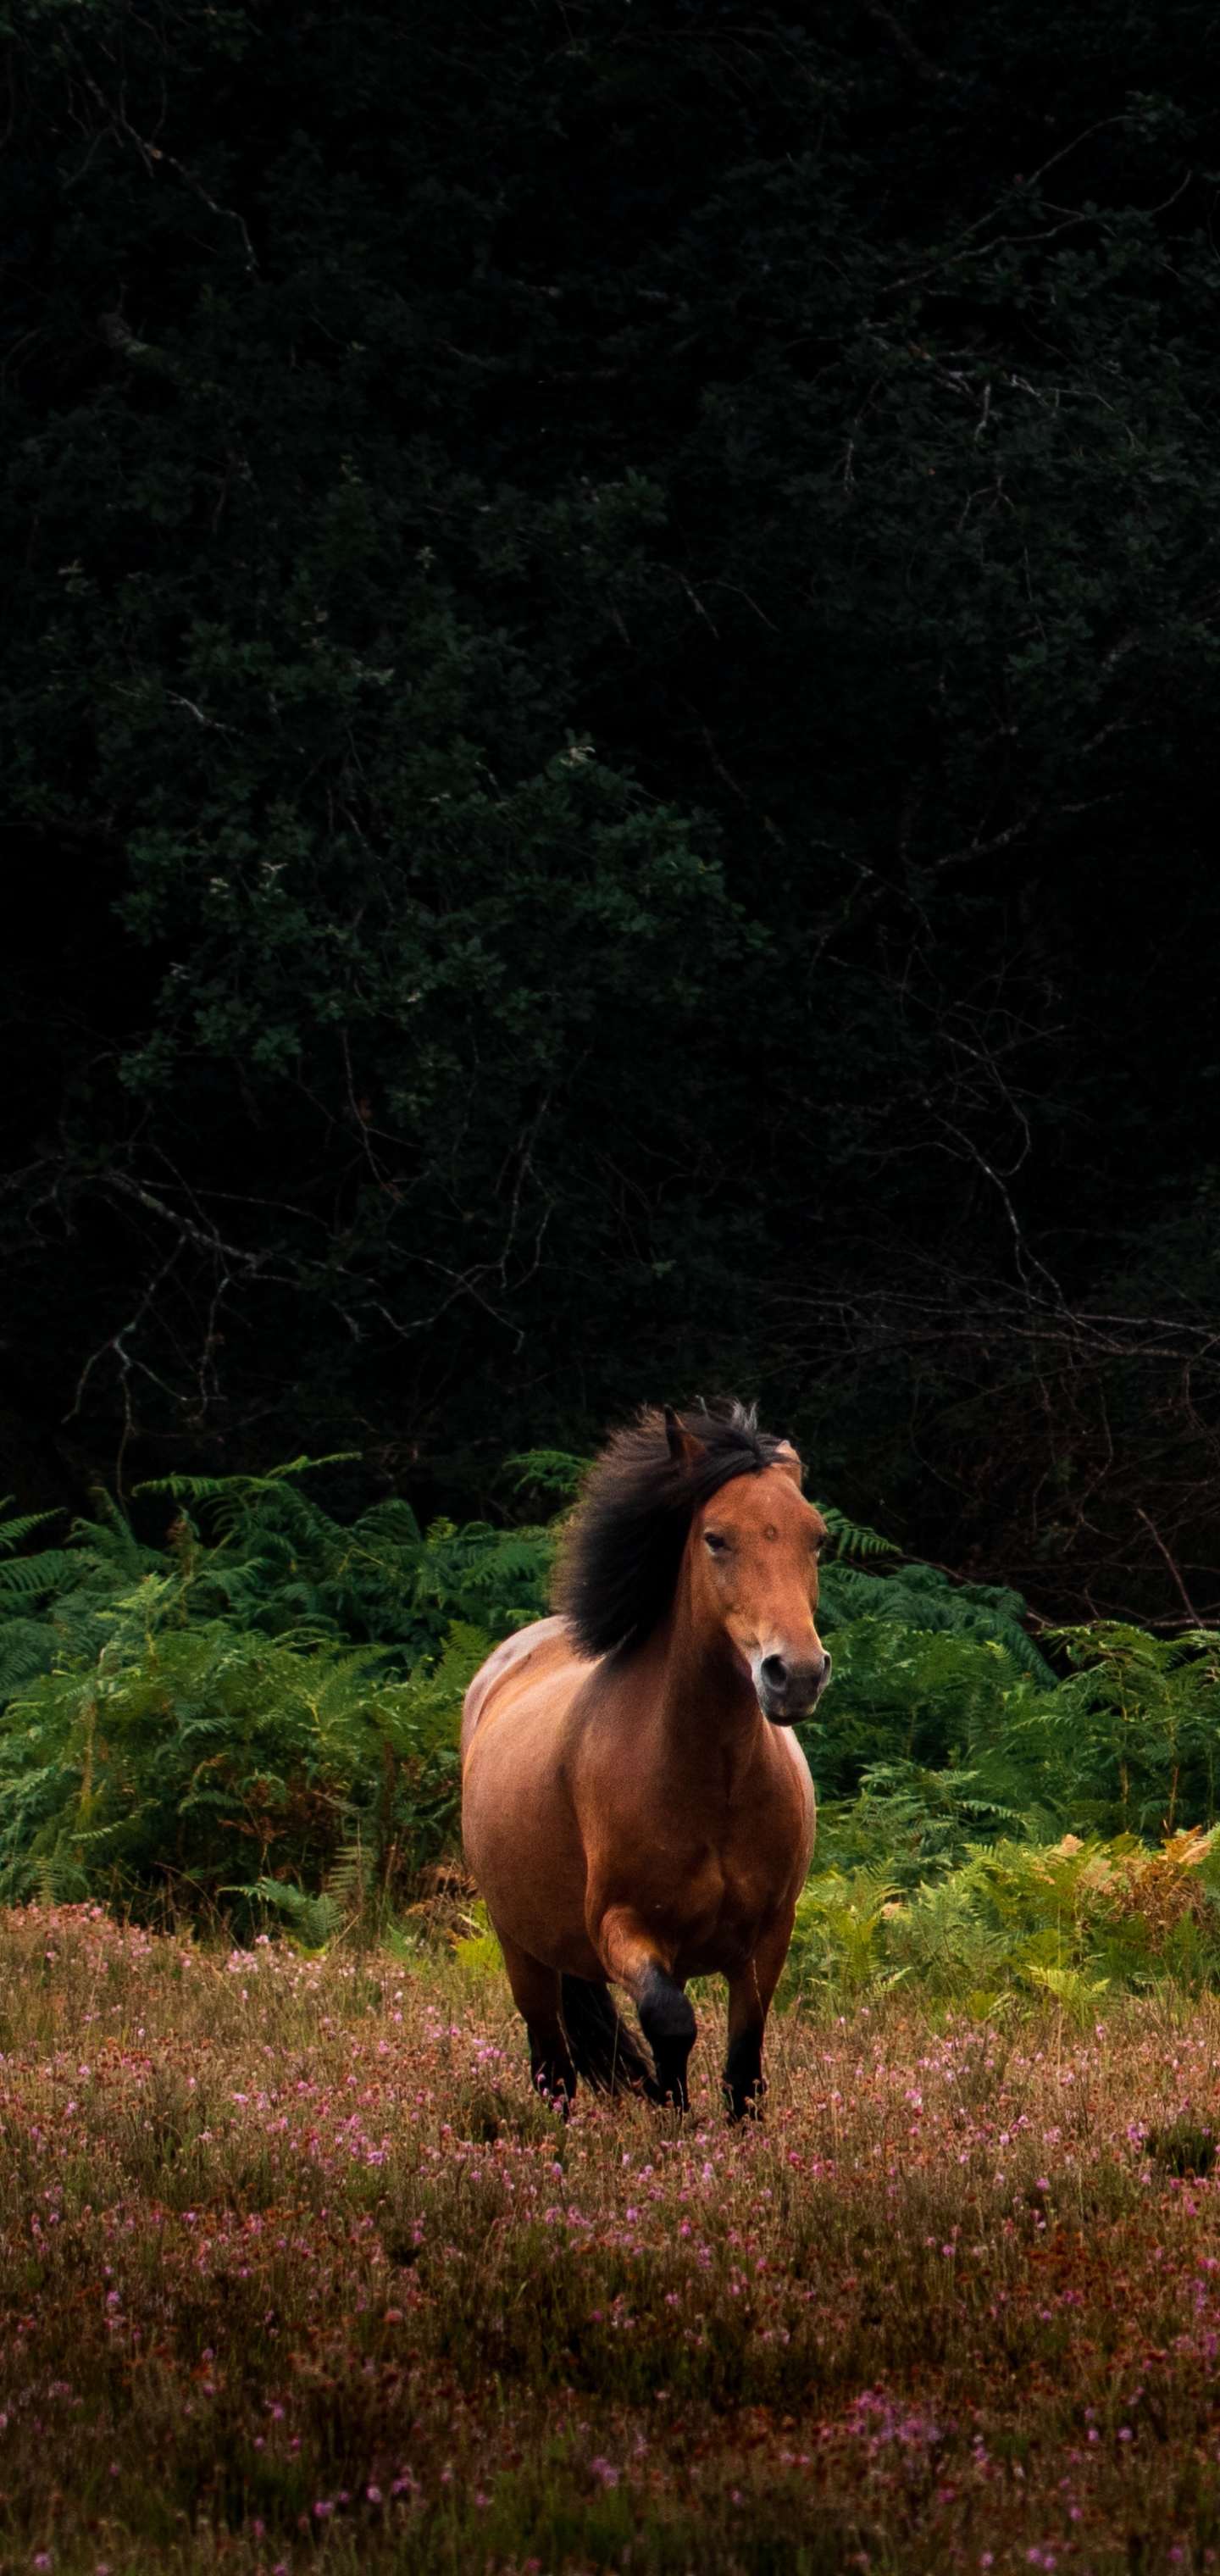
[815, 1505, 900, 1559]
[0, 1504, 64, 1559]
[136, 1453, 361, 1506]
[0, 1551, 76, 1599]
[507, 1450, 591, 1499]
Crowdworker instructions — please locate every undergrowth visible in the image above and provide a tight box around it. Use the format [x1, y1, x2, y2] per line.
[0, 1460, 565, 1928]
[3, 1463, 1220, 1996]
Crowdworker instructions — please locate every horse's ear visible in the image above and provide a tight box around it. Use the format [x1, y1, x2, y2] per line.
[772, 1440, 804, 1488]
[664, 1404, 707, 1467]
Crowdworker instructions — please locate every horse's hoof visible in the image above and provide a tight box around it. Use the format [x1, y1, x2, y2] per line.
[724, 2082, 767, 2124]
[532, 2074, 575, 2117]
[650, 2053, 690, 2115]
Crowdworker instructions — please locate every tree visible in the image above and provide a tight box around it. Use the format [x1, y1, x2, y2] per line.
[3, 0, 1220, 1613]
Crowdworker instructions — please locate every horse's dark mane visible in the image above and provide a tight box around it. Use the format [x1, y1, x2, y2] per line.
[554, 1402, 799, 1659]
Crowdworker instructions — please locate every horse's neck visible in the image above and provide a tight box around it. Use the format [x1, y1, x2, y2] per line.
[649, 1583, 763, 1772]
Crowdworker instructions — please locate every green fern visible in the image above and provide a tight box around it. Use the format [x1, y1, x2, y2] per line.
[3, 1452, 1220, 1969]
[0, 1617, 485, 1932]
[0, 1461, 557, 1680]
[0, 1499, 64, 1557]
[507, 1450, 591, 1500]
[816, 1557, 1054, 1683]
[224, 1877, 340, 1949]
[814, 1504, 899, 1560]
[791, 1826, 1220, 2008]
[789, 1863, 904, 1999]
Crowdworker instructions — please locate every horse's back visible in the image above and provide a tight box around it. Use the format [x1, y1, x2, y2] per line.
[461, 1614, 589, 1766]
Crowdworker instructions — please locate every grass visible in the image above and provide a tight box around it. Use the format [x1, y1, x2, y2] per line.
[3, 1914, 1220, 2572]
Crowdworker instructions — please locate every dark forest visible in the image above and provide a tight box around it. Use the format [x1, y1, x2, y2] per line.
[3, 0, 1220, 1618]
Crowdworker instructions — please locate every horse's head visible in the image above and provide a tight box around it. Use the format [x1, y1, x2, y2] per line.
[676, 1426, 832, 1725]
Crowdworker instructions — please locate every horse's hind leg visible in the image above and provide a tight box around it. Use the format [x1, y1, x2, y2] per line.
[560, 1977, 661, 2100]
[724, 1996, 765, 2123]
[498, 1932, 575, 2105]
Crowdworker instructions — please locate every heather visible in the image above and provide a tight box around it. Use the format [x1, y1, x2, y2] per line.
[4, 1903, 1220, 2573]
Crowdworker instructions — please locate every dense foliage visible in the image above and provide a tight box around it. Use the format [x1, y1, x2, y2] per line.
[3, 1457, 1220, 2001]
[3, 0, 1220, 1611]
[0, 1455, 566, 1927]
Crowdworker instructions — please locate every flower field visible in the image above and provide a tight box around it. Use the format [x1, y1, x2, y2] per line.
[3, 1909, 1220, 2573]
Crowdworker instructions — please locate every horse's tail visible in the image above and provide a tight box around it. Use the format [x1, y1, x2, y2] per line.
[560, 1975, 662, 2101]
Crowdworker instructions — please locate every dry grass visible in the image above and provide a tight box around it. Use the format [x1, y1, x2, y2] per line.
[2, 1910, 1220, 2573]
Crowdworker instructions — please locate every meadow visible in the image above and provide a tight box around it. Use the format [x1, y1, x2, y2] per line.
[3, 1902, 1220, 2576]
[5, 1460, 1220, 2568]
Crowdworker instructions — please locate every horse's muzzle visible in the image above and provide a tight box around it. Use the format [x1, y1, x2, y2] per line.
[756, 1649, 832, 1726]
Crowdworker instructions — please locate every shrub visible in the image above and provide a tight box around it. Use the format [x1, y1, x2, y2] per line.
[0, 1460, 567, 1931]
[3, 1464, 1220, 1980]
[788, 1826, 1220, 2012]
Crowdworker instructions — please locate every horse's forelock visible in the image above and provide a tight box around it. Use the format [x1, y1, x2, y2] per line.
[554, 1402, 799, 1657]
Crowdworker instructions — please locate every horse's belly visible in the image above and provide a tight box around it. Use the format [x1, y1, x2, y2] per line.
[462, 1658, 602, 1976]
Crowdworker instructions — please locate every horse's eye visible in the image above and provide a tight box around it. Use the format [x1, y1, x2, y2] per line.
[704, 1531, 729, 1556]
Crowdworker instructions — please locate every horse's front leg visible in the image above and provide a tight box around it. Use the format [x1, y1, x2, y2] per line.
[498, 1930, 576, 2106]
[724, 1917, 793, 2122]
[598, 1909, 696, 2109]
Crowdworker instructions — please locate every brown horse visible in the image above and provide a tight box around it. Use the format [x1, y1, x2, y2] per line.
[461, 1404, 831, 2118]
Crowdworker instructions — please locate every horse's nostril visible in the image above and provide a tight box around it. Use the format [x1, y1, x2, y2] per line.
[761, 1653, 789, 1690]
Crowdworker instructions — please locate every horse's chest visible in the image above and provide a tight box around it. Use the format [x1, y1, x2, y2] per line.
[668, 1841, 773, 1954]
[677, 1766, 803, 1950]
[718, 1852, 772, 1925]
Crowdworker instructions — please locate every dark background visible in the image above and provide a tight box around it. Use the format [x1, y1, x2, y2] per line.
[3, 0, 1220, 1618]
